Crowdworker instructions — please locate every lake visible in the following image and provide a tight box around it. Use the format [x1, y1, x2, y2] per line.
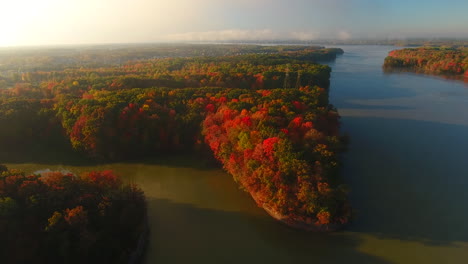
[5, 45, 468, 264]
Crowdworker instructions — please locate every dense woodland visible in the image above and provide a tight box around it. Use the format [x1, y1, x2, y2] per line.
[383, 47, 468, 80]
[0, 44, 342, 87]
[0, 165, 146, 264]
[202, 87, 350, 227]
[0, 44, 349, 248]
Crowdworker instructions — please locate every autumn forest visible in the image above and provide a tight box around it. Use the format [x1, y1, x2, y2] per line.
[384, 46, 468, 80]
[0, 45, 349, 263]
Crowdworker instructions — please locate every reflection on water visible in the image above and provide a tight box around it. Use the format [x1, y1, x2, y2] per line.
[383, 68, 468, 84]
[4, 45, 468, 264]
[327, 45, 468, 126]
[327, 45, 468, 263]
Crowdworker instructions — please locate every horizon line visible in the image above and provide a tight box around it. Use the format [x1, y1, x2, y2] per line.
[1, 38, 468, 49]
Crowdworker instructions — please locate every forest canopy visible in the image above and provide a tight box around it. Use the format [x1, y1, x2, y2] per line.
[0, 166, 147, 264]
[383, 47, 468, 80]
[0, 45, 349, 232]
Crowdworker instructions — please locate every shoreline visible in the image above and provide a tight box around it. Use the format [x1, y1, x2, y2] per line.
[250, 191, 343, 232]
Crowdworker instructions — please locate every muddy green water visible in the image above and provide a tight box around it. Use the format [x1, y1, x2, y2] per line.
[5, 45, 468, 264]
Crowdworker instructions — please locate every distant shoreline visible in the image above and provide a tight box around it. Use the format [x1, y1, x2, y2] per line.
[1, 39, 468, 50]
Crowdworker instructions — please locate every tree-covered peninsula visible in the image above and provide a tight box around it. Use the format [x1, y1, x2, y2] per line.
[384, 47, 468, 80]
[0, 45, 350, 234]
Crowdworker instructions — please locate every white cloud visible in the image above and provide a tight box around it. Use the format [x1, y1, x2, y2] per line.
[289, 31, 320, 41]
[337, 31, 352, 40]
[165, 29, 277, 41]
[164, 29, 320, 41]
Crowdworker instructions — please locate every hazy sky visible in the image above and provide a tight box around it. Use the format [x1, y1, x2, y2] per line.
[1, 0, 467, 46]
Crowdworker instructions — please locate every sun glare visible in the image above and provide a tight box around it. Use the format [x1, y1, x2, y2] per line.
[0, 1, 56, 46]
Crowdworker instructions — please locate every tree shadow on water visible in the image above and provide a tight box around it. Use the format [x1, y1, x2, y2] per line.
[341, 117, 468, 246]
[143, 198, 391, 264]
[0, 145, 98, 166]
[0, 145, 219, 171]
[122, 152, 220, 171]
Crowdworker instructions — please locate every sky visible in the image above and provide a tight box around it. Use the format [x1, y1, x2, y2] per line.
[0, 0, 467, 46]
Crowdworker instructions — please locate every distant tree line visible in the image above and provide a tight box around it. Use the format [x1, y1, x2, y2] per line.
[384, 47, 468, 80]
